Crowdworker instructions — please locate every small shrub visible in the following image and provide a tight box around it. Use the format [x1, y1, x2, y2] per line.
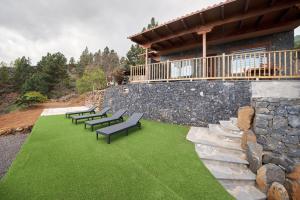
[112, 67, 125, 85]
[17, 91, 47, 107]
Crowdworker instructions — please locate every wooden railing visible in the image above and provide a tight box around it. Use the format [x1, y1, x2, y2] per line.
[130, 49, 300, 82]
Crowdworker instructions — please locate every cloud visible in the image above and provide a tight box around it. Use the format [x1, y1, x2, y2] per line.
[0, 0, 299, 64]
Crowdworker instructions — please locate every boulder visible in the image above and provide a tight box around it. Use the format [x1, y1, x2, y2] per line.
[241, 130, 257, 150]
[284, 178, 300, 200]
[0, 129, 6, 135]
[15, 127, 24, 132]
[246, 142, 263, 173]
[256, 163, 285, 193]
[237, 106, 255, 131]
[263, 153, 295, 173]
[268, 182, 289, 200]
[287, 164, 300, 181]
[288, 115, 300, 128]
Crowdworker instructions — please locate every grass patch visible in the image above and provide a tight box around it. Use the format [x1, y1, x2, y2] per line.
[0, 115, 233, 200]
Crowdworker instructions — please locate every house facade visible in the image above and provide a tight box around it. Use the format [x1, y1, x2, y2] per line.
[128, 0, 300, 82]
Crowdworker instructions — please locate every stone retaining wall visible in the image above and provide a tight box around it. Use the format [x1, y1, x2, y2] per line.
[102, 81, 251, 126]
[85, 90, 105, 111]
[252, 98, 300, 162]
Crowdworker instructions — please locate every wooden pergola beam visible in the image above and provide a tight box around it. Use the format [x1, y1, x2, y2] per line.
[238, 20, 244, 29]
[159, 19, 300, 55]
[141, 34, 152, 42]
[165, 25, 174, 34]
[255, 15, 264, 27]
[221, 5, 225, 19]
[181, 19, 189, 29]
[277, 8, 290, 23]
[191, 33, 199, 41]
[269, 0, 277, 6]
[141, 0, 296, 47]
[244, 0, 250, 12]
[151, 29, 163, 40]
[199, 13, 206, 25]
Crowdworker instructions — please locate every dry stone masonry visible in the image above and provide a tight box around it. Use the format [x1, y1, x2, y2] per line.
[85, 90, 105, 112]
[252, 98, 300, 164]
[103, 81, 251, 126]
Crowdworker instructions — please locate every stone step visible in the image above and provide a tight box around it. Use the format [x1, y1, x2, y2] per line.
[220, 120, 241, 132]
[196, 144, 246, 160]
[224, 184, 266, 200]
[203, 161, 256, 182]
[220, 179, 255, 187]
[230, 117, 238, 126]
[187, 127, 244, 152]
[195, 144, 248, 165]
[203, 159, 248, 169]
[208, 124, 243, 141]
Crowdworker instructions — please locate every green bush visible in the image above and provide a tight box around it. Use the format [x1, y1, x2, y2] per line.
[17, 91, 47, 107]
[76, 68, 107, 94]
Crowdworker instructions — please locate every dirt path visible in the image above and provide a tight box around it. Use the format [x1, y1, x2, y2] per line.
[0, 100, 84, 132]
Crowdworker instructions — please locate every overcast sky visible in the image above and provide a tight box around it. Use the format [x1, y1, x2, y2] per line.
[0, 0, 299, 65]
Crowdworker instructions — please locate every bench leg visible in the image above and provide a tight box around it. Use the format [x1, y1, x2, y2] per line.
[91, 126, 94, 132]
[84, 124, 86, 129]
[96, 133, 98, 140]
[107, 135, 110, 144]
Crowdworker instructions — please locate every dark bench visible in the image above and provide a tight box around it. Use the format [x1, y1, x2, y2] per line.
[96, 113, 143, 144]
[84, 109, 127, 131]
[71, 107, 110, 124]
[65, 106, 97, 118]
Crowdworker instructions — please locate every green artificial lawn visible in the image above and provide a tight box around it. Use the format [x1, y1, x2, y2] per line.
[0, 115, 233, 200]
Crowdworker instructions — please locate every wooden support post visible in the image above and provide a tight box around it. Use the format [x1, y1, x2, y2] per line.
[145, 48, 148, 81]
[130, 65, 132, 81]
[202, 33, 207, 77]
[222, 53, 226, 80]
[166, 60, 170, 82]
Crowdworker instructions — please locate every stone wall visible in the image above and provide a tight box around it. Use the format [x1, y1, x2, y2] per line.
[103, 81, 251, 126]
[252, 98, 300, 162]
[85, 90, 105, 111]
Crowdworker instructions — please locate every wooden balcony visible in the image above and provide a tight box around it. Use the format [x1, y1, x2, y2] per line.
[130, 49, 300, 82]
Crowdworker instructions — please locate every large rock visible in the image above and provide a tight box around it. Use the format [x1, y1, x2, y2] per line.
[287, 164, 300, 181]
[256, 163, 285, 193]
[263, 153, 295, 173]
[268, 182, 289, 200]
[0, 129, 6, 135]
[246, 142, 263, 173]
[237, 106, 255, 131]
[284, 178, 300, 200]
[241, 130, 257, 150]
[273, 116, 288, 130]
[288, 115, 300, 128]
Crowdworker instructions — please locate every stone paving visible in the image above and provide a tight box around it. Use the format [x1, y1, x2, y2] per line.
[41, 106, 88, 116]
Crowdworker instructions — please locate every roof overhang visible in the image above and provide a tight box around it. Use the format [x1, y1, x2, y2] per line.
[128, 0, 300, 56]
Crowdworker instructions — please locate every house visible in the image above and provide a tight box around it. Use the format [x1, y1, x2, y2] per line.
[128, 0, 300, 82]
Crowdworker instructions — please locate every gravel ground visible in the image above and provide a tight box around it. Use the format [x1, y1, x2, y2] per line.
[0, 134, 29, 179]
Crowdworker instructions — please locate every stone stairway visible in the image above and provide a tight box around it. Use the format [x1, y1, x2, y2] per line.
[186, 118, 266, 200]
